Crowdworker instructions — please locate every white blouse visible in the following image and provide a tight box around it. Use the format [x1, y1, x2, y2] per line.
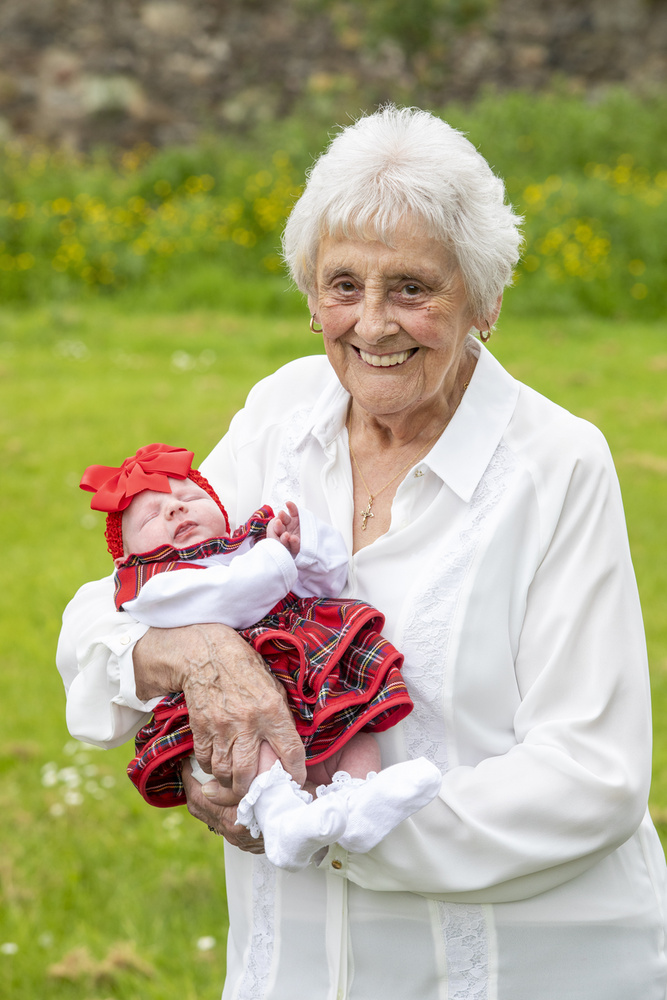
[57, 339, 667, 1000]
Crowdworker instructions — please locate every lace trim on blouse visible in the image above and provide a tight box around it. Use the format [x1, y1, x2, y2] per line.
[438, 903, 493, 1000]
[236, 857, 277, 999]
[266, 408, 310, 508]
[399, 442, 514, 1000]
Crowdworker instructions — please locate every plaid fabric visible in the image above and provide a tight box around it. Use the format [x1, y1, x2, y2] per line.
[128, 693, 193, 808]
[241, 595, 410, 757]
[126, 509, 412, 808]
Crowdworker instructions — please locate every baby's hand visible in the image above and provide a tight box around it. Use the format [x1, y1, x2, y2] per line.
[267, 501, 301, 557]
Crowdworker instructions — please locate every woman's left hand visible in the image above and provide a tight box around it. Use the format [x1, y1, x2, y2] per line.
[182, 761, 266, 853]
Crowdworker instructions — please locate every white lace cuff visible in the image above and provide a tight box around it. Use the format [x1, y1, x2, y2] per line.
[237, 760, 312, 837]
[315, 770, 374, 799]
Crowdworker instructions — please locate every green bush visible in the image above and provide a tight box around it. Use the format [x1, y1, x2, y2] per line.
[445, 89, 667, 319]
[0, 139, 303, 307]
[1, 89, 666, 318]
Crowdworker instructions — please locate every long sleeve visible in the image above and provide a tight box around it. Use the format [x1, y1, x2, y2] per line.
[122, 504, 348, 626]
[332, 418, 652, 902]
[56, 539, 299, 747]
[122, 539, 299, 629]
[56, 575, 155, 747]
[292, 506, 349, 598]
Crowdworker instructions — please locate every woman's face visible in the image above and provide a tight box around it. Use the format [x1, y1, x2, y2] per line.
[310, 223, 480, 422]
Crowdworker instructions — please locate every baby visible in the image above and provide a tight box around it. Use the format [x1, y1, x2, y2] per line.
[81, 443, 442, 871]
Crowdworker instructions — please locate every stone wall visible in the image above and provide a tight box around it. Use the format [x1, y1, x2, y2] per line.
[1, 0, 665, 149]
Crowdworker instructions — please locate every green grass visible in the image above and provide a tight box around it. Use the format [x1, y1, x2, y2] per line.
[0, 301, 320, 998]
[1, 295, 667, 997]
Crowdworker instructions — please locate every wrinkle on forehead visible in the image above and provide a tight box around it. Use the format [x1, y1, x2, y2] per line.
[320, 210, 456, 257]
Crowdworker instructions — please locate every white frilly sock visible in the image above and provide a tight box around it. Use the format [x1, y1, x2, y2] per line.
[317, 757, 442, 854]
[236, 760, 349, 872]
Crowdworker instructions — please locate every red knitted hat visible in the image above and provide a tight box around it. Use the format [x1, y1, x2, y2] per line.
[80, 444, 230, 560]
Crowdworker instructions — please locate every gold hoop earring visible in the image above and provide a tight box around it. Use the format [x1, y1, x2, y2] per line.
[479, 319, 492, 343]
[310, 315, 323, 334]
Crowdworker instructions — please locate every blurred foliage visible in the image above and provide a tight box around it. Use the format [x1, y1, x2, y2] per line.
[300, 0, 494, 56]
[1, 88, 667, 318]
[0, 140, 302, 307]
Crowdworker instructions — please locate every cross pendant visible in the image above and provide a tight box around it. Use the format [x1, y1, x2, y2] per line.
[360, 496, 375, 530]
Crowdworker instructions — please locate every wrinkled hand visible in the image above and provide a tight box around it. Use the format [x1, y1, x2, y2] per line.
[266, 501, 300, 557]
[182, 760, 265, 852]
[134, 623, 306, 802]
[182, 626, 305, 799]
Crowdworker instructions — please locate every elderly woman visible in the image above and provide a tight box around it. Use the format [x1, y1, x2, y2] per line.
[57, 106, 667, 999]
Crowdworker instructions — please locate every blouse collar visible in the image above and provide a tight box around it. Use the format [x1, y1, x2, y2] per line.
[425, 344, 520, 502]
[304, 342, 520, 503]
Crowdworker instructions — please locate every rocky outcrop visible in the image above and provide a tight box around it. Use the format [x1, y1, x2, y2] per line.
[0, 0, 665, 149]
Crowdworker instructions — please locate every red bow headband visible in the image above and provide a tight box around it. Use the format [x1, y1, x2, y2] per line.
[80, 443, 230, 559]
[80, 443, 196, 513]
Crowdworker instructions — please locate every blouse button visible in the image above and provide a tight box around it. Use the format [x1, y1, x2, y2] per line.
[120, 635, 132, 645]
[331, 859, 342, 870]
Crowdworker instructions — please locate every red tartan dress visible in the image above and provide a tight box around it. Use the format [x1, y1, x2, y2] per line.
[121, 507, 413, 807]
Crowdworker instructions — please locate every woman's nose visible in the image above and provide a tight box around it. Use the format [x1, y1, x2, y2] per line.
[354, 295, 399, 342]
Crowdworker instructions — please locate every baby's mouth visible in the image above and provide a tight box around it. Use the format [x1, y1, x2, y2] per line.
[356, 347, 418, 368]
[174, 521, 198, 541]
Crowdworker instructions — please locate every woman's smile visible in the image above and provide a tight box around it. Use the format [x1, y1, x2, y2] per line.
[355, 346, 418, 368]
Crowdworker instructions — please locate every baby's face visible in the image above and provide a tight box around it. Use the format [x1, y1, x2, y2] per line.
[121, 477, 228, 556]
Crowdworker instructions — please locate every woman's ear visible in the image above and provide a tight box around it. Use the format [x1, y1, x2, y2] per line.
[489, 293, 503, 327]
[473, 293, 503, 333]
[113, 556, 125, 569]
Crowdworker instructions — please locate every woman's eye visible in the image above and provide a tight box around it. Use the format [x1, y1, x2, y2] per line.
[334, 279, 357, 293]
[401, 283, 422, 296]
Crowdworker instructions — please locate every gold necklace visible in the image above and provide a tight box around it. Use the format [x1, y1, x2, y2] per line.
[348, 382, 470, 530]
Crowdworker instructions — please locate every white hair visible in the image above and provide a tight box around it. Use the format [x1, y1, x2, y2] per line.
[282, 105, 523, 318]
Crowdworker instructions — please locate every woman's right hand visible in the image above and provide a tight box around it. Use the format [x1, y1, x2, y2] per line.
[133, 623, 306, 800]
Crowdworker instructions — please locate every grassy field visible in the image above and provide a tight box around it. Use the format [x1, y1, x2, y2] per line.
[1, 292, 666, 998]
